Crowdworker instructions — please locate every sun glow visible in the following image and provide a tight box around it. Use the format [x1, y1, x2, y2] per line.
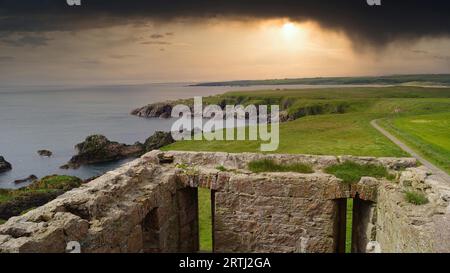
[281, 22, 300, 39]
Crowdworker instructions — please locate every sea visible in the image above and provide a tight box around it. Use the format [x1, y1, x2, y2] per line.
[1, 82, 388, 189]
[0, 82, 331, 189]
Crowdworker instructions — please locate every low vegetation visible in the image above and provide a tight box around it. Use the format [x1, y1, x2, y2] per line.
[405, 191, 429, 205]
[28, 175, 82, 191]
[379, 112, 450, 174]
[346, 198, 353, 253]
[0, 175, 82, 220]
[198, 188, 213, 251]
[325, 161, 390, 184]
[248, 159, 313, 174]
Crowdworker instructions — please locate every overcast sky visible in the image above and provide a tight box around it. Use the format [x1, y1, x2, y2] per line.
[0, 0, 449, 86]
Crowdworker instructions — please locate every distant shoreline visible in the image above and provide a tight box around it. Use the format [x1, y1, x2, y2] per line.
[192, 74, 450, 87]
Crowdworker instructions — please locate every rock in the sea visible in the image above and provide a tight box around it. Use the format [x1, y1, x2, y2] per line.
[14, 175, 38, 184]
[37, 150, 52, 157]
[61, 135, 144, 169]
[61, 132, 176, 169]
[143, 131, 175, 152]
[0, 156, 12, 173]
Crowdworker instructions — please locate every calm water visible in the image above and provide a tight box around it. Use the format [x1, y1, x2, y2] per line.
[0, 83, 383, 189]
[0, 83, 241, 189]
[0, 82, 325, 189]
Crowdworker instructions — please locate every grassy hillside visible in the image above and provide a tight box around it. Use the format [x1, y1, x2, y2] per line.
[194, 74, 450, 87]
[166, 113, 408, 157]
[165, 86, 450, 160]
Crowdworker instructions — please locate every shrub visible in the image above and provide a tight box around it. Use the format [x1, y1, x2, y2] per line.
[248, 159, 313, 174]
[325, 161, 389, 184]
[405, 191, 429, 205]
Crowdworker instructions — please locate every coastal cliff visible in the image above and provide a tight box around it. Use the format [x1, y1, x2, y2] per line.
[130, 95, 349, 122]
[131, 101, 183, 118]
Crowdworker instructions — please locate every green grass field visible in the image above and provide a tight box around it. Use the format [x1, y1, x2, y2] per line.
[379, 112, 450, 173]
[346, 199, 353, 253]
[166, 113, 408, 157]
[194, 74, 450, 87]
[165, 87, 450, 160]
[198, 188, 213, 251]
[161, 86, 450, 251]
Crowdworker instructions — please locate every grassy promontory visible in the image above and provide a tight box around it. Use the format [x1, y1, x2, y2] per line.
[0, 175, 82, 223]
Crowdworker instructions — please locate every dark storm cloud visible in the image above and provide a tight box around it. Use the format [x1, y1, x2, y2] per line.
[411, 49, 450, 62]
[79, 58, 101, 66]
[150, 34, 164, 39]
[0, 35, 52, 47]
[0, 56, 14, 62]
[141, 41, 171, 45]
[109, 54, 136, 59]
[0, 0, 449, 46]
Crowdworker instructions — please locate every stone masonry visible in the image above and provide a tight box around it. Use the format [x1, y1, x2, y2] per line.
[0, 151, 449, 253]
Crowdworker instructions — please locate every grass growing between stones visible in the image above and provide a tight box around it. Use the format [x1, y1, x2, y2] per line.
[405, 191, 429, 205]
[215, 165, 228, 172]
[198, 188, 213, 252]
[248, 159, 313, 174]
[325, 161, 389, 184]
[0, 219, 5, 225]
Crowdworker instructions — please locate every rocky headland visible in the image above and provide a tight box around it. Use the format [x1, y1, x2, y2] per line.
[131, 101, 181, 118]
[130, 96, 349, 122]
[61, 131, 174, 169]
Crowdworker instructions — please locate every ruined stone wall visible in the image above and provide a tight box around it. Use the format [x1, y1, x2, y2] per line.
[375, 167, 450, 253]
[164, 151, 398, 253]
[212, 173, 339, 253]
[1, 150, 449, 253]
[0, 159, 199, 253]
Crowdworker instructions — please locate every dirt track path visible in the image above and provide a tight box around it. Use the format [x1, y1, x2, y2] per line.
[371, 119, 450, 183]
